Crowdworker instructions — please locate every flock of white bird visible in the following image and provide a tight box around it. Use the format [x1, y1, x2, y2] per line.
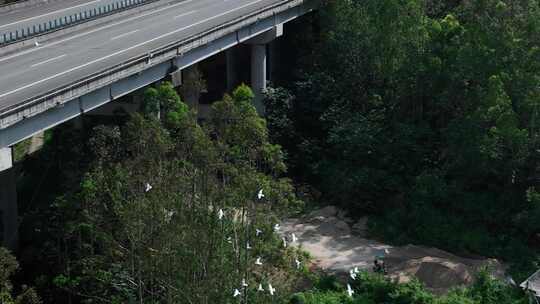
[144, 185, 361, 299]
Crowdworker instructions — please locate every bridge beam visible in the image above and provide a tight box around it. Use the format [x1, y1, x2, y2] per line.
[0, 147, 17, 250]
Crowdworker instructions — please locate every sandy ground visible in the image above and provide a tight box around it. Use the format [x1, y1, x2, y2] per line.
[281, 206, 506, 293]
[282, 217, 391, 272]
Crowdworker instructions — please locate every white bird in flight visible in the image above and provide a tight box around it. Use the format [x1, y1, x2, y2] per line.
[273, 224, 280, 232]
[291, 233, 298, 243]
[227, 236, 232, 244]
[255, 257, 263, 265]
[145, 183, 152, 192]
[349, 269, 357, 280]
[233, 289, 241, 297]
[258, 283, 264, 292]
[242, 278, 248, 287]
[34, 40, 39, 47]
[295, 258, 301, 269]
[353, 266, 360, 274]
[246, 242, 252, 250]
[218, 209, 224, 220]
[347, 284, 354, 297]
[257, 189, 265, 200]
[268, 284, 276, 296]
[256, 228, 263, 236]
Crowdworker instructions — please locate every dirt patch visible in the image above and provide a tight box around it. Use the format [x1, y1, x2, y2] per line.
[281, 206, 506, 294]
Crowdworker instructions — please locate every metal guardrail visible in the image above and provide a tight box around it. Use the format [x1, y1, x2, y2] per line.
[0, 0, 154, 45]
[0, 0, 314, 127]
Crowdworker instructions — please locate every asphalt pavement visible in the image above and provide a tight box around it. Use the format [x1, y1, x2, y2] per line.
[0, 0, 285, 112]
[0, 0, 127, 38]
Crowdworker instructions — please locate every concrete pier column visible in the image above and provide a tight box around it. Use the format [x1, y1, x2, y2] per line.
[245, 24, 283, 114]
[251, 44, 267, 114]
[226, 48, 238, 92]
[181, 63, 203, 112]
[0, 147, 17, 250]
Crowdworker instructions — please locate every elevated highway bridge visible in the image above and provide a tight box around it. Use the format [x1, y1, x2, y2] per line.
[0, 0, 317, 248]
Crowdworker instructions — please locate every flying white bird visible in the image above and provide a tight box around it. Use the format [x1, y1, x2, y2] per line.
[145, 183, 152, 192]
[242, 278, 248, 287]
[233, 289, 241, 297]
[295, 258, 301, 269]
[384, 248, 390, 255]
[268, 284, 276, 296]
[246, 242, 252, 250]
[257, 189, 265, 200]
[218, 209, 224, 220]
[227, 236, 232, 244]
[282, 237, 287, 248]
[353, 266, 360, 274]
[256, 228, 263, 236]
[291, 233, 298, 243]
[255, 257, 263, 265]
[34, 40, 40, 47]
[347, 284, 354, 297]
[273, 224, 280, 232]
[349, 269, 357, 280]
[258, 283, 264, 292]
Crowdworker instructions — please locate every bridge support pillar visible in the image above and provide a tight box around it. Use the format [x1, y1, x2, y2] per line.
[181, 63, 203, 112]
[246, 24, 283, 114]
[250, 44, 267, 114]
[0, 147, 17, 250]
[226, 48, 238, 92]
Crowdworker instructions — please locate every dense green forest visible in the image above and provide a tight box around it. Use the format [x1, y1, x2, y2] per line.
[268, 0, 540, 279]
[2, 0, 540, 303]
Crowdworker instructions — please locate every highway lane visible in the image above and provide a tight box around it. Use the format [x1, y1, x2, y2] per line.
[0, 0, 286, 112]
[0, 0, 138, 39]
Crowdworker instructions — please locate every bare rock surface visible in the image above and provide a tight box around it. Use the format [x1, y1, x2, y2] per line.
[281, 206, 506, 294]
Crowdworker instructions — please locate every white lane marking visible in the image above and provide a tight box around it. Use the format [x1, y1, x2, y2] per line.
[0, 0, 195, 64]
[0, 0, 263, 99]
[30, 54, 67, 67]
[174, 10, 196, 19]
[0, 0, 102, 29]
[111, 29, 139, 40]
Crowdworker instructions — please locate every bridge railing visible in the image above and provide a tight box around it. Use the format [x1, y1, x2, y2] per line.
[0, 0, 155, 45]
[0, 0, 316, 129]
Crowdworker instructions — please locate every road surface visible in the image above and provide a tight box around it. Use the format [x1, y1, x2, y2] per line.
[0, 0, 287, 113]
[0, 0, 125, 37]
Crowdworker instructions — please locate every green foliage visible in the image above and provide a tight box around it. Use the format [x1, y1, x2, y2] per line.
[289, 291, 354, 304]
[27, 85, 303, 304]
[291, 271, 528, 304]
[141, 82, 189, 129]
[314, 275, 343, 292]
[268, 0, 540, 278]
[0, 248, 41, 304]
